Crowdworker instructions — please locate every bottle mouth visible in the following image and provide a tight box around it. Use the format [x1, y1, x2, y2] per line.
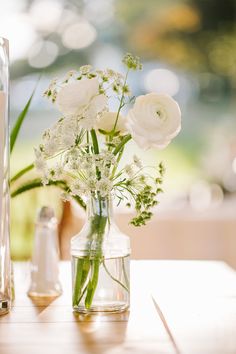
[37, 206, 57, 224]
[0, 38, 9, 57]
[0, 38, 9, 47]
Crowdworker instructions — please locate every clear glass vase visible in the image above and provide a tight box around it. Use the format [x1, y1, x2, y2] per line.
[0, 37, 11, 315]
[71, 193, 130, 313]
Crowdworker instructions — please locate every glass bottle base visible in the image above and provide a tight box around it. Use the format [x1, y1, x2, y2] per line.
[27, 289, 62, 298]
[73, 301, 129, 314]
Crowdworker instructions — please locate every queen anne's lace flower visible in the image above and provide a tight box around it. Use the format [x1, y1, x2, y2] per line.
[124, 165, 135, 178]
[96, 177, 112, 197]
[80, 65, 92, 75]
[133, 155, 142, 169]
[35, 156, 47, 173]
[43, 139, 58, 157]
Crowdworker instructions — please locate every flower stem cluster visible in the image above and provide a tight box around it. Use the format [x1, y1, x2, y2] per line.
[122, 53, 143, 71]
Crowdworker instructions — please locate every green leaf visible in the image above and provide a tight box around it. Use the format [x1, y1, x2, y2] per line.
[10, 163, 34, 184]
[11, 178, 86, 210]
[113, 134, 131, 155]
[90, 129, 99, 154]
[10, 77, 40, 154]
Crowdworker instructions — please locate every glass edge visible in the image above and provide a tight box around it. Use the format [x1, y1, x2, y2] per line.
[0, 37, 9, 57]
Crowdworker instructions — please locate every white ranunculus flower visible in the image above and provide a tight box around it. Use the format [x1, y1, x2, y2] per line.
[126, 93, 181, 149]
[57, 78, 99, 116]
[96, 111, 127, 134]
[56, 78, 107, 129]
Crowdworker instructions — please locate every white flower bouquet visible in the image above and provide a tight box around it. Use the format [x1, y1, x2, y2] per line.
[11, 54, 181, 312]
[34, 54, 180, 223]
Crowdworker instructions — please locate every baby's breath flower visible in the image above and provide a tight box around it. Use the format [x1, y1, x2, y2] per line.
[95, 70, 103, 76]
[61, 133, 76, 149]
[133, 155, 142, 169]
[80, 65, 92, 75]
[41, 174, 49, 186]
[106, 69, 116, 78]
[53, 163, 64, 179]
[63, 71, 77, 82]
[124, 164, 135, 178]
[86, 177, 97, 192]
[96, 177, 112, 197]
[122, 53, 142, 70]
[123, 84, 131, 96]
[43, 139, 58, 157]
[49, 77, 58, 87]
[70, 180, 86, 196]
[112, 136, 122, 146]
[34, 148, 43, 159]
[159, 162, 165, 176]
[61, 192, 71, 202]
[34, 156, 47, 172]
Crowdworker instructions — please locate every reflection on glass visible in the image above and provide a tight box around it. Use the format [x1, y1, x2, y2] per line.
[0, 37, 11, 315]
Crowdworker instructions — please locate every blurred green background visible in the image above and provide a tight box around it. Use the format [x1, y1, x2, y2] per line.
[3, 0, 236, 259]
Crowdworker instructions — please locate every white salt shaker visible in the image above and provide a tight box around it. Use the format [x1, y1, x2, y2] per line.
[28, 207, 62, 297]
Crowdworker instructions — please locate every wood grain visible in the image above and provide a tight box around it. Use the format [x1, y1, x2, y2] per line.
[0, 262, 175, 354]
[1, 261, 235, 354]
[150, 261, 236, 354]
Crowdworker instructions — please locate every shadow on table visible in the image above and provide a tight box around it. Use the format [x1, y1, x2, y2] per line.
[28, 296, 58, 314]
[73, 311, 130, 353]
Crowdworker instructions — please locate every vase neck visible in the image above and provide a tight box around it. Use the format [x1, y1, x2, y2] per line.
[87, 194, 113, 221]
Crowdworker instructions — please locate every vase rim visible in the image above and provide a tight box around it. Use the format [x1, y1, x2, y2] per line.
[0, 37, 9, 45]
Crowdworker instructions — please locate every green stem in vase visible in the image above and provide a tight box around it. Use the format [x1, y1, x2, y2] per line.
[73, 258, 90, 307]
[72, 258, 84, 307]
[85, 258, 100, 309]
[122, 257, 130, 290]
[73, 199, 108, 309]
[102, 260, 129, 292]
[84, 212, 107, 308]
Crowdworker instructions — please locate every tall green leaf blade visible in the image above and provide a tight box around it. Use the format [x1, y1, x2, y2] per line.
[10, 90, 35, 154]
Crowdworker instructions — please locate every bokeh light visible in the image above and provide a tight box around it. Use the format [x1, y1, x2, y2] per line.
[144, 68, 180, 96]
[62, 20, 97, 50]
[28, 40, 59, 68]
[0, 13, 37, 61]
[29, 0, 63, 33]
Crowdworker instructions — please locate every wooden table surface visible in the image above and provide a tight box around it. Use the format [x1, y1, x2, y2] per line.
[1, 261, 236, 354]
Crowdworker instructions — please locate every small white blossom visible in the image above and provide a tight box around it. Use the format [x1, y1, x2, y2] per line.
[95, 69, 103, 76]
[53, 164, 64, 179]
[61, 192, 71, 202]
[35, 157, 47, 172]
[70, 180, 86, 196]
[133, 155, 142, 169]
[102, 151, 116, 164]
[82, 160, 93, 172]
[34, 148, 43, 159]
[86, 177, 97, 192]
[41, 173, 50, 186]
[111, 136, 122, 147]
[80, 65, 92, 75]
[124, 164, 135, 178]
[61, 133, 76, 149]
[96, 177, 112, 197]
[43, 139, 58, 157]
